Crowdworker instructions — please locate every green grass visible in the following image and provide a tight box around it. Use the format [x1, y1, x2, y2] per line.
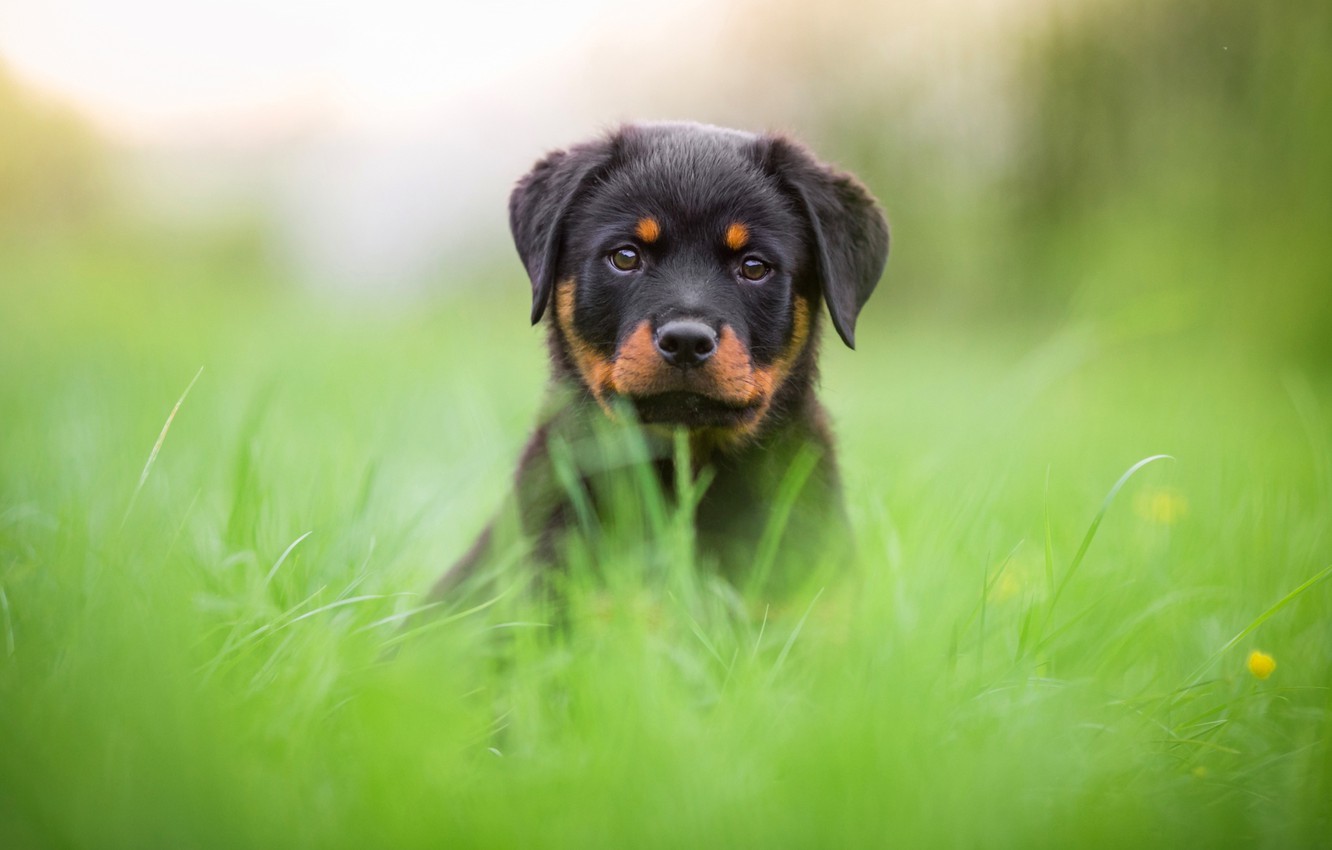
[1, 254, 1330, 848]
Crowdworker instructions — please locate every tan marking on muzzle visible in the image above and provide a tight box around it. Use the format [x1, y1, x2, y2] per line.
[718, 296, 813, 445]
[559, 283, 813, 445]
[610, 322, 758, 407]
[748, 297, 811, 404]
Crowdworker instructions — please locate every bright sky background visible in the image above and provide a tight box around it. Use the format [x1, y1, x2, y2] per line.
[0, 0, 667, 144]
[0, 0, 721, 288]
[0, 0, 1030, 290]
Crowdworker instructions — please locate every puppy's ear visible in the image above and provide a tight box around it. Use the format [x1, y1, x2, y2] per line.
[761, 137, 889, 349]
[510, 138, 616, 325]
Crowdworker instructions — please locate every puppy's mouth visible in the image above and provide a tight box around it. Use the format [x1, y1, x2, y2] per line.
[620, 391, 762, 429]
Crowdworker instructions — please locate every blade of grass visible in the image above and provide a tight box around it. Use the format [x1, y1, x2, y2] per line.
[747, 444, 822, 595]
[0, 585, 13, 656]
[1043, 465, 1055, 597]
[751, 604, 770, 660]
[667, 591, 726, 667]
[284, 594, 387, 626]
[122, 365, 204, 526]
[958, 539, 1023, 635]
[978, 552, 988, 676]
[380, 582, 522, 648]
[770, 586, 825, 680]
[1049, 454, 1173, 612]
[548, 436, 597, 538]
[355, 602, 447, 633]
[264, 531, 314, 585]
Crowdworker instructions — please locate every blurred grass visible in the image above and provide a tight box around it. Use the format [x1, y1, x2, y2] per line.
[769, 0, 1332, 365]
[1, 230, 1330, 847]
[1007, 0, 1332, 364]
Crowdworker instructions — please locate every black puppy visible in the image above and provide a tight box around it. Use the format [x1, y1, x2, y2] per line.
[435, 122, 888, 596]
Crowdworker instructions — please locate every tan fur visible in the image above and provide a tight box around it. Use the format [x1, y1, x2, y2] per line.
[555, 279, 615, 414]
[721, 297, 812, 444]
[724, 222, 750, 251]
[610, 322, 758, 407]
[635, 217, 661, 243]
[559, 278, 813, 449]
[749, 297, 811, 403]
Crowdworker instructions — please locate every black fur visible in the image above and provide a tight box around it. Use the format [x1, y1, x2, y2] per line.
[435, 122, 888, 597]
[762, 136, 890, 349]
[510, 138, 615, 325]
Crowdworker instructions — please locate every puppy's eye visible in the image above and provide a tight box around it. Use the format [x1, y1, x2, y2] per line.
[609, 247, 641, 272]
[739, 257, 771, 282]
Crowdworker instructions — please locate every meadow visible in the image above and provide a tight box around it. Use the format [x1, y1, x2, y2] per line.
[1, 231, 1329, 847]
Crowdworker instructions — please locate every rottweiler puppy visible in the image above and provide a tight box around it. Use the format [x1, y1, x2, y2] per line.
[434, 121, 888, 597]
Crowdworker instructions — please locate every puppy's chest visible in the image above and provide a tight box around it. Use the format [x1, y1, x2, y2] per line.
[640, 445, 829, 545]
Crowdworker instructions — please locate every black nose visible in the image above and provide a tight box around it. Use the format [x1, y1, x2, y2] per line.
[654, 320, 718, 368]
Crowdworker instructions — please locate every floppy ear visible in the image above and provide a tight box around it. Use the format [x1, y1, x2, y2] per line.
[763, 137, 889, 349]
[509, 138, 615, 325]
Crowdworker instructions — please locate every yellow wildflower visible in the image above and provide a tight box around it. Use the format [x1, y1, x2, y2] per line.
[1247, 649, 1276, 680]
[987, 557, 1043, 604]
[1134, 487, 1189, 525]
[991, 571, 1023, 603]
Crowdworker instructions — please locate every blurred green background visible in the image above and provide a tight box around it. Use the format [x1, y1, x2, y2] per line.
[1, 0, 1330, 846]
[4, 0, 1330, 359]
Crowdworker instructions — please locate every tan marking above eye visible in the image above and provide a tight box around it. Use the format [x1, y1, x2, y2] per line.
[635, 217, 661, 243]
[724, 222, 750, 251]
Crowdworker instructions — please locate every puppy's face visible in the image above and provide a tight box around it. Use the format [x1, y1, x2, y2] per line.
[554, 138, 813, 433]
[511, 123, 889, 439]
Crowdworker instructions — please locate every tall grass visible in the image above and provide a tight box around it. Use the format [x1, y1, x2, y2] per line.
[1, 253, 1329, 847]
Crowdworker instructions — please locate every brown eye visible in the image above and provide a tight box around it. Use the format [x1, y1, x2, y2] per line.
[609, 247, 641, 272]
[739, 257, 771, 282]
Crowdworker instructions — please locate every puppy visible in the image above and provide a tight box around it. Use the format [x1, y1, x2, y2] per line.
[435, 122, 888, 596]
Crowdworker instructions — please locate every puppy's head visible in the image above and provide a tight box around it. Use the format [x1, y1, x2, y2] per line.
[510, 122, 888, 438]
